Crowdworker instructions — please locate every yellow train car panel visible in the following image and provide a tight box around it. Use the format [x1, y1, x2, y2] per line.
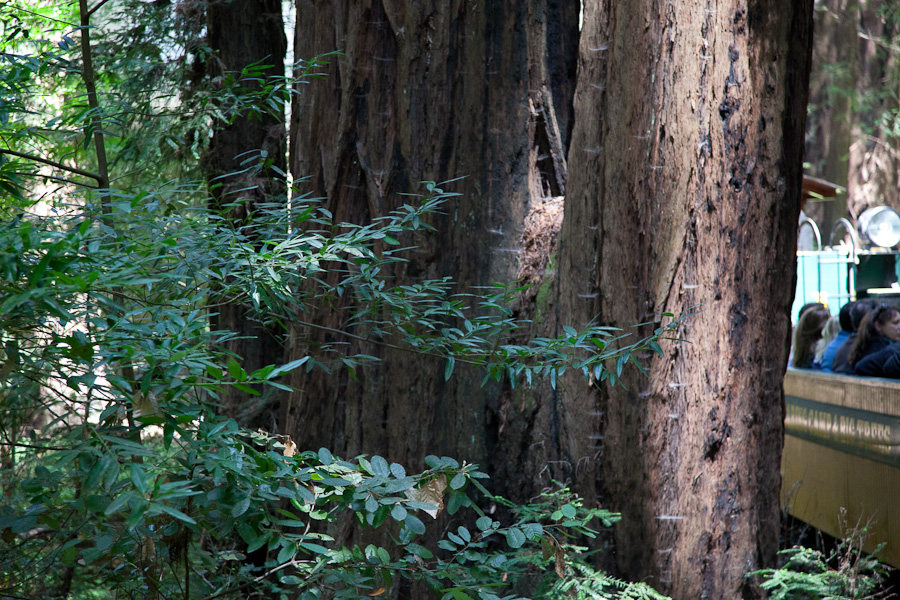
[782, 369, 900, 568]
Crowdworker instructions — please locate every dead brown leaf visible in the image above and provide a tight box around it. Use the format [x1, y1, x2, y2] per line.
[413, 476, 447, 519]
[554, 546, 566, 579]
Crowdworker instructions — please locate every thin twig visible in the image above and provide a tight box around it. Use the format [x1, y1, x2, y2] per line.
[0, 441, 69, 452]
[12, 170, 98, 189]
[0, 148, 103, 182]
[5, 5, 76, 26]
[292, 318, 485, 366]
[86, 0, 115, 17]
[198, 558, 300, 600]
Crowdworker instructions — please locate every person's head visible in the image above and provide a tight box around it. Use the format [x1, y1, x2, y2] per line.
[874, 305, 900, 342]
[851, 299, 877, 331]
[792, 307, 831, 368]
[798, 302, 826, 323]
[838, 301, 855, 332]
[815, 315, 843, 364]
[848, 303, 900, 366]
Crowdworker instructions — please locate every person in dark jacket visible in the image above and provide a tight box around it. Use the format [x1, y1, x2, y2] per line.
[833, 299, 876, 374]
[882, 344, 900, 378]
[821, 301, 855, 372]
[850, 304, 900, 375]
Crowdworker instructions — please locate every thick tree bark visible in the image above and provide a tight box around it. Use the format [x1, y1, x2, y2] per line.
[205, 0, 287, 428]
[284, 2, 579, 483]
[557, 2, 813, 598]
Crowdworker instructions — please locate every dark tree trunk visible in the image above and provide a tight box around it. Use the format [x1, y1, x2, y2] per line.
[284, 1, 579, 487]
[205, 0, 287, 429]
[556, 1, 814, 598]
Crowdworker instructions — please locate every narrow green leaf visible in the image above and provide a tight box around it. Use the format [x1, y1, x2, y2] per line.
[159, 504, 197, 525]
[444, 357, 455, 380]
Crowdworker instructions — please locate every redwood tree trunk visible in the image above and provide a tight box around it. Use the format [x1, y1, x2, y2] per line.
[205, 0, 287, 428]
[284, 1, 579, 482]
[557, 2, 813, 598]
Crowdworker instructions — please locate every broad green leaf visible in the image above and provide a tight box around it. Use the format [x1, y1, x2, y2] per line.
[447, 492, 468, 515]
[449, 472, 467, 490]
[227, 356, 246, 381]
[370, 455, 390, 477]
[404, 514, 426, 535]
[391, 504, 407, 521]
[231, 497, 251, 517]
[505, 527, 526, 549]
[318, 447, 333, 465]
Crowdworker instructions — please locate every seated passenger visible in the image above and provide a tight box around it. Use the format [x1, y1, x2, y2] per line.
[791, 306, 831, 369]
[849, 304, 900, 375]
[833, 300, 876, 374]
[820, 301, 854, 372]
[797, 302, 826, 320]
[814, 315, 841, 366]
[881, 343, 900, 378]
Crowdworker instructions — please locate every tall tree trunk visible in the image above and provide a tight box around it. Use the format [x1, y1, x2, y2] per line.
[557, 2, 813, 598]
[804, 0, 857, 232]
[284, 1, 579, 483]
[848, 1, 900, 218]
[205, 0, 287, 429]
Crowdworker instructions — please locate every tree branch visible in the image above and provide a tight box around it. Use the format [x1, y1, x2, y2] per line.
[292, 318, 485, 366]
[0, 148, 103, 182]
[86, 0, 115, 17]
[12, 171, 98, 189]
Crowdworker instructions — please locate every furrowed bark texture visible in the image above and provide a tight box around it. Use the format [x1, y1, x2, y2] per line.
[205, 0, 287, 428]
[285, 1, 579, 484]
[558, 1, 813, 598]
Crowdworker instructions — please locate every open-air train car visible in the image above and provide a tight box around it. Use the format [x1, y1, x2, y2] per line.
[784, 177, 900, 568]
[782, 369, 900, 568]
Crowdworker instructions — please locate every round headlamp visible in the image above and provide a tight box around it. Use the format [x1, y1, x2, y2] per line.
[858, 206, 900, 249]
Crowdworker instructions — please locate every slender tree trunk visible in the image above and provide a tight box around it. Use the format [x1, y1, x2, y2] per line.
[284, 1, 579, 482]
[205, 0, 287, 429]
[848, 1, 900, 218]
[557, 2, 813, 598]
[804, 0, 857, 230]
